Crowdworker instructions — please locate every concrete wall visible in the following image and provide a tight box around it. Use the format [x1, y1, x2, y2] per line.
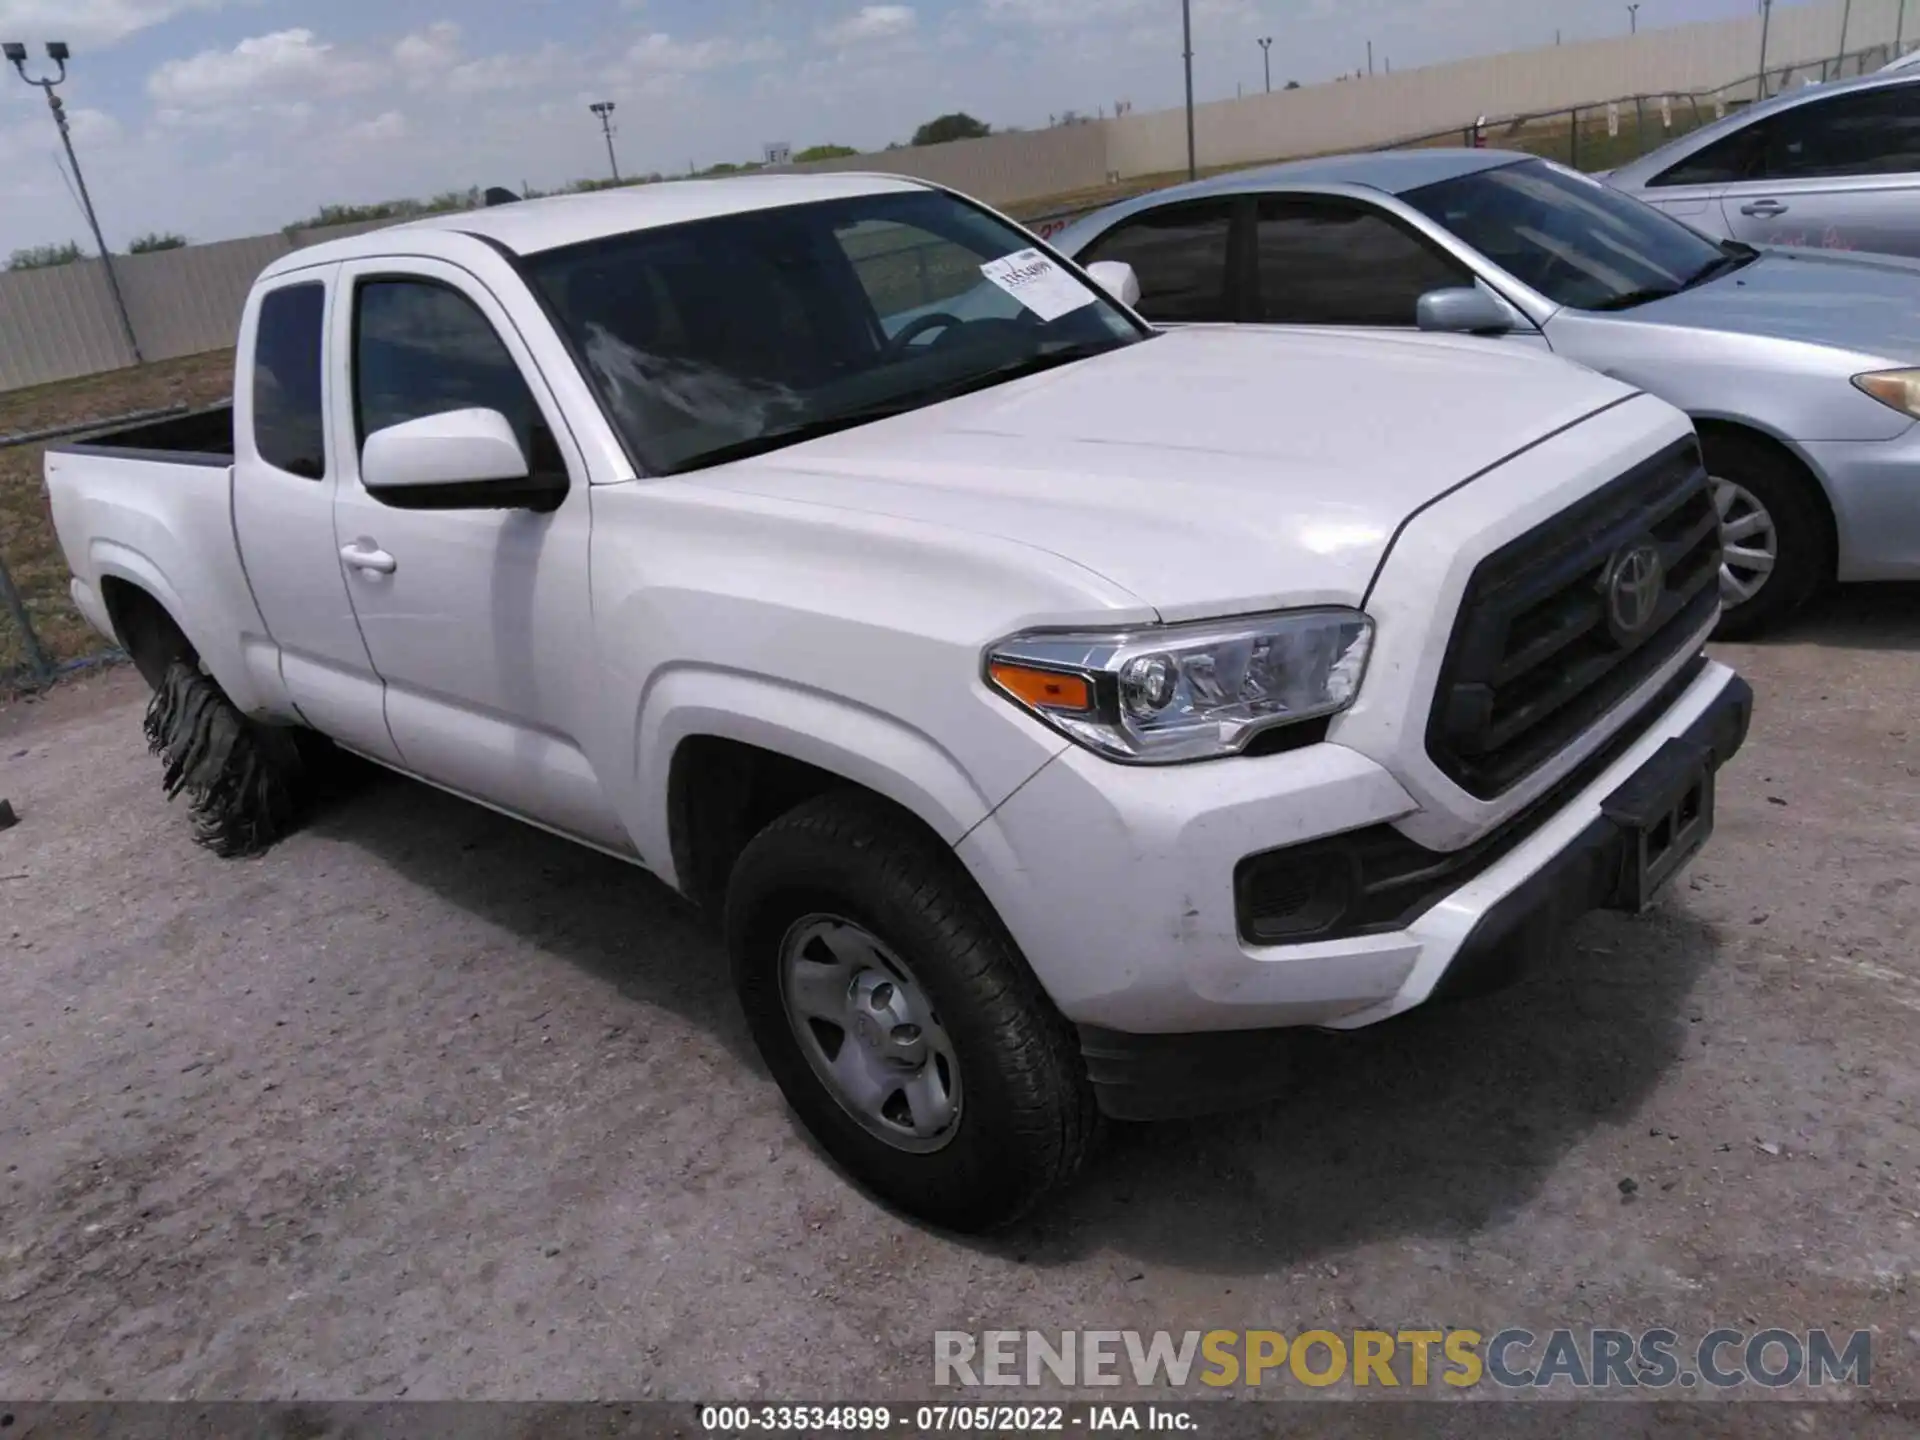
[1, 0, 1905, 393]
[1108, 0, 1905, 178]
[791, 121, 1113, 207]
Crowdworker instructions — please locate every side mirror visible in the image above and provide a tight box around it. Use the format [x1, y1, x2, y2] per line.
[1416, 285, 1517, 336]
[361, 408, 562, 512]
[1084, 259, 1142, 308]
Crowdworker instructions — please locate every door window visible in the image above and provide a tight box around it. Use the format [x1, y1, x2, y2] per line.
[1253, 199, 1470, 325]
[1653, 82, 1920, 186]
[352, 279, 542, 454]
[1761, 83, 1920, 179]
[1077, 200, 1236, 322]
[252, 282, 327, 479]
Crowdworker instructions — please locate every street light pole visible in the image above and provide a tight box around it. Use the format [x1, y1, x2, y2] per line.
[589, 100, 620, 183]
[1181, 0, 1196, 181]
[1836, 0, 1853, 69]
[3, 41, 141, 364]
[1627, 3, 1640, 33]
[1257, 36, 1272, 93]
[1756, 0, 1775, 98]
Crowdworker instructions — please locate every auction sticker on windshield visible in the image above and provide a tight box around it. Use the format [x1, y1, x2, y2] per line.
[980, 249, 1096, 322]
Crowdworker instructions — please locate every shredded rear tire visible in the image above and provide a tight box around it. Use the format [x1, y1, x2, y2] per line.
[143, 660, 314, 858]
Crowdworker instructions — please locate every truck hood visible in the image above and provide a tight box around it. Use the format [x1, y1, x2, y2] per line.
[1623, 249, 1920, 362]
[697, 327, 1638, 620]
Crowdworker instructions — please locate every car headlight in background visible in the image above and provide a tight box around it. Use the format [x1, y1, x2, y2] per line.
[1852, 368, 1920, 419]
[985, 609, 1373, 763]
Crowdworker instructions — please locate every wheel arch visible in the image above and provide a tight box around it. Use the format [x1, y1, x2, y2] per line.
[642, 671, 1011, 916]
[1691, 415, 1840, 582]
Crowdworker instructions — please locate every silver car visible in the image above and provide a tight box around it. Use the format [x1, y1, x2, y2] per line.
[1050, 149, 1920, 635]
[1606, 69, 1920, 259]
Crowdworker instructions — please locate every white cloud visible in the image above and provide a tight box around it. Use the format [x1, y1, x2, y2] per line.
[0, 0, 239, 48]
[622, 31, 781, 74]
[146, 28, 375, 109]
[821, 5, 917, 45]
[343, 110, 407, 145]
[392, 21, 461, 76]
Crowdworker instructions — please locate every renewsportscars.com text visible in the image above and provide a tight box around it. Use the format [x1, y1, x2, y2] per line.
[933, 1327, 1872, 1391]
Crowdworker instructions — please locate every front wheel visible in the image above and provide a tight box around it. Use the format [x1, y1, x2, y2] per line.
[1701, 430, 1831, 640]
[724, 791, 1099, 1231]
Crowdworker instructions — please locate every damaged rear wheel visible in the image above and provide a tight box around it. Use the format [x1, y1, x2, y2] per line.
[143, 660, 321, 858]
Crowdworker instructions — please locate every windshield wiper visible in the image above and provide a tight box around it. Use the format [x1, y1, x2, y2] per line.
[668, 398, 937, 473]
[1683, 244, 1760, 290]
[1586, 286, 1681, 312]
[909, 339, 1130, 407]
[669, 340, 1130, 474]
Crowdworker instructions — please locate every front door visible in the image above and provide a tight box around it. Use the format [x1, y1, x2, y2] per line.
[1246, 195, 1552, 353]
[326, 258, 628, 851]
[1717, 80, 1920, 257]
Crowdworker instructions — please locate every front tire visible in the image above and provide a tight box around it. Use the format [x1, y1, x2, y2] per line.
[1702, 430, 1831, 640]
[724, 791, 1099, 1231]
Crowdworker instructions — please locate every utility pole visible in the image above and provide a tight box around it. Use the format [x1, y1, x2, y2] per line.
[1627, 4, 1640, 33]
[3, 41, 141, 364]
[589, 100, 620, 183]
[1181, 0, 1196, 181]
[1836, 0, 1852, 68]
[1757, 0, 1774, 98]
[1899, 0, 1909, 59]
[1258, 35, 1272, 92]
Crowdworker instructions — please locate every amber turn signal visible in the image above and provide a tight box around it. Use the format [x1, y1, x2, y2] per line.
[989, 662, 1093, 713]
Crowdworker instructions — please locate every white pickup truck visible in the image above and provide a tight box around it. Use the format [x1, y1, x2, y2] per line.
[46, 174, 1751, 1230]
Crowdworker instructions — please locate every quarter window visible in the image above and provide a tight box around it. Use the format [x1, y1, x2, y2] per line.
[252, 282, 327, 479]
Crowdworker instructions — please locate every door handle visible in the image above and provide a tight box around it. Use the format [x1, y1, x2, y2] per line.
[340, 543, 397, 575]
[1739, 199, 1787, 217]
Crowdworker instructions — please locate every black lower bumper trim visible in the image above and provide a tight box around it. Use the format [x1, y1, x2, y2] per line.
[1079, 671, 1753, 1123]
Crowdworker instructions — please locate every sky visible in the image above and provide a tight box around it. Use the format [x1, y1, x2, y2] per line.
[0, 0, 1800, 256]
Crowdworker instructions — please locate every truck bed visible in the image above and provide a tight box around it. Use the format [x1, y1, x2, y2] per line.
[55, 404, 233, 467]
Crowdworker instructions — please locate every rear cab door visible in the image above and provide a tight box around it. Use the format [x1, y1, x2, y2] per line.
[232, 265, 403, 764]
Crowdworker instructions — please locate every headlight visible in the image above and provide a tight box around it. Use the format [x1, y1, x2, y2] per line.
[1853, 368, 1920, 419]
[985, 609, 1373, 764]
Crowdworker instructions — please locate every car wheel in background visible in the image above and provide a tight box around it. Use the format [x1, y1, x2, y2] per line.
[1701, 429, 1832, 640]
[725, 790, 1100, 1231]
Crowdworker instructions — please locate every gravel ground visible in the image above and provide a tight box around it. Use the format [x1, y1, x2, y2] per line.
[1, 590, 1917, 1421]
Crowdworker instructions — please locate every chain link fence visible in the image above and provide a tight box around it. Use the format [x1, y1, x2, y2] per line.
[1383, 43, 1909, 169]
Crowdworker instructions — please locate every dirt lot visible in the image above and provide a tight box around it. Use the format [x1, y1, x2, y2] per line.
[0, 593, 1917, 1420]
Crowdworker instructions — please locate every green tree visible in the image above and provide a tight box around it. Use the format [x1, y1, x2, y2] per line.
[129, 232, 188, 253]
[7, 241, 84, 270]
[910, 112, 990, 147]
[795, 143, 859, 162]
[1284, 79, 1301, 90]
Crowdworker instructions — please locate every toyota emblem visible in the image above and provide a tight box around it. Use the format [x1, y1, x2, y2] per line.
[1605, 543, 1665, 638]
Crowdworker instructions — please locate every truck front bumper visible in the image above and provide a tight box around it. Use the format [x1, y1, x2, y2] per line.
[957, 658, 1750, 1120]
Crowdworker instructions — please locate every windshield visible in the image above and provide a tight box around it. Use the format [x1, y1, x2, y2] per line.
[1403, 158, 1734, 311]
[523, 188, 1144, 474]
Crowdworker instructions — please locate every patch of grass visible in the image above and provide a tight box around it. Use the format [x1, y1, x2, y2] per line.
[0, 350, 235, 674]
